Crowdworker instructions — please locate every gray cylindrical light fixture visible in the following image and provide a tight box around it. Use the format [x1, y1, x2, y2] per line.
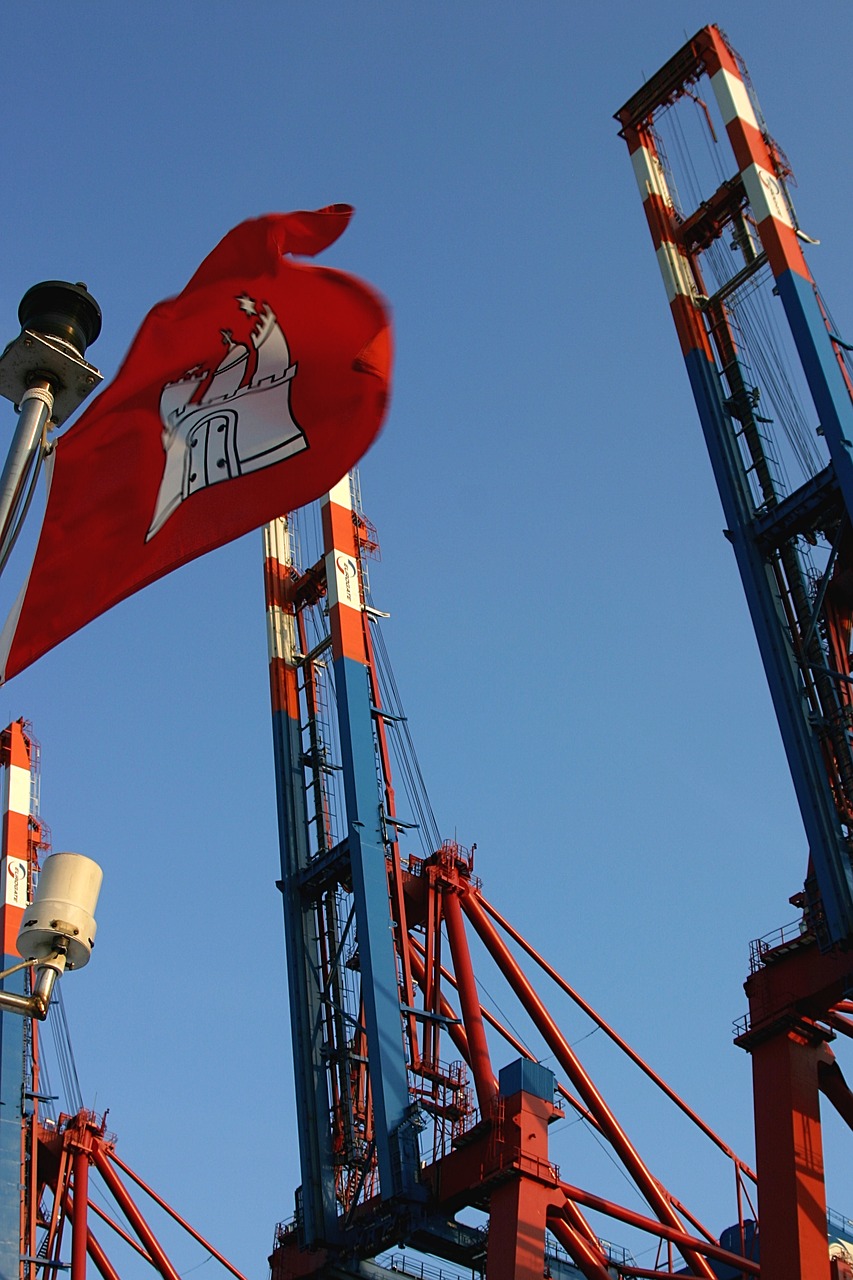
[17, 852, 103, 971]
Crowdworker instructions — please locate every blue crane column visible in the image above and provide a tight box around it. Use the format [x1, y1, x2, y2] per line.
[264, 480, 419, 1251]
[617, 24, 853, 948]
[319, 481, 418, 1196]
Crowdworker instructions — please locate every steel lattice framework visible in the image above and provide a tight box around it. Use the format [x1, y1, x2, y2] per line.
[261, 484, 762, 1280]
[1, 24, 853, 1280]
[615, 24, 853, 952]
[616, 24, 853, 1280]
[0, 722, 253, 1280]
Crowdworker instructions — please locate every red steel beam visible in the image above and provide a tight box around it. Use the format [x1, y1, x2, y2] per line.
[86, 1195, 156, 1260]
[359, 612, 420, 1064]
[826, 1011, 853, 1040]
[557, 1178, 759, 1276]
[478, 892, 756, 1181]
[461, 889, 715, 1280]
[750, 1029, 831, 1280]
[71, 1150, 90, 1280]
[408, 933, 599, 1130]
[817, 1045, 853, 1131]
[441, 890, 498, 1114]
[545, 1209, 614, 1280]
[557, 1193, 618, 1279]
[90, 1144, 183, 1280]
[63, 1192, 123, 1280]
[106, 1148, 249, 1280]
[44, 1141, 72, 1273]
[83, 1230, 123, 1280]
[63, 1193, 124, 1280]
[406, 936, 472, 1063]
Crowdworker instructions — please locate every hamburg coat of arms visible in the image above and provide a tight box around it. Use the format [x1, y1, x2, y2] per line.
[147, 294, 308, 540]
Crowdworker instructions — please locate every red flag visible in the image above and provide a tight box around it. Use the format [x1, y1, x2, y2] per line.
[0, 205, 391, 681]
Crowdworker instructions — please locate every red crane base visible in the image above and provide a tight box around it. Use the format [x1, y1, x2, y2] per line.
[737, 930, 853, 1280]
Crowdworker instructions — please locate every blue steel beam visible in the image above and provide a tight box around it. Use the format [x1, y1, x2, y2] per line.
[775, 270, 853, 514]
[320, 481, 419, 1200]
[617, 25, 853, 946]
[683, 347, 853, 943]
[264, 520, 340, 1246]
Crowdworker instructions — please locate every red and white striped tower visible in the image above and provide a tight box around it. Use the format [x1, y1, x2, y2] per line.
[263, 514, 340, 1245]
[0, 723, 32, 955]
[0, 721, 39, 1280]
[617, 27, 853, 1279]
[319, 477, 415, 1198]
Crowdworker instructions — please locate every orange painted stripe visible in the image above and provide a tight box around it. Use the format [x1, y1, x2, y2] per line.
[641, 192, 677, 254]
[329, 601, 367, 661]
[0, 723, 33, 960]
[5, 723, 30, 771]
[670, 294, 713, 360]
[264, 557, 298, 610]
[755, 218, 810, 281]
[698, 26, 740, 80]
[724, 117, 771, 181]
[2, 810, 30, 861]
[269, 657, 300, 718]
[619, 121, 644, 156]
[322, 500, 359, 559]
[2, 905, 23, 958]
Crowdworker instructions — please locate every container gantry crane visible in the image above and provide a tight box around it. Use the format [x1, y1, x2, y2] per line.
[616, 24, 853, 1280]
[261, 480, 785, 1280]
[0, 719, 258, 1280]
[2, 24, 853, 1280]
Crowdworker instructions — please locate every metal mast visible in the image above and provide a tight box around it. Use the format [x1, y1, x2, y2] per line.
[0, 281, 101, 575]
[617, 25, 853, 1280]
[263, 479, 420, 1251]
[0, 719, 250, 1280]
[263, 482, 763, 1280]
[616, 25, 853, 951]
[0, 722, 43, 1280]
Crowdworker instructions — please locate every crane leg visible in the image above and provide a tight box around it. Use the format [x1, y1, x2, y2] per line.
[751, 1027, 831, 1280]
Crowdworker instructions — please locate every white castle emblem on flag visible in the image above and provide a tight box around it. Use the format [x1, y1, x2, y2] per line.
[146, 294, 308, 541]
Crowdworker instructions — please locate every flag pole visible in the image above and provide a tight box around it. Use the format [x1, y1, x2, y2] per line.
[0, 281, 102, 567]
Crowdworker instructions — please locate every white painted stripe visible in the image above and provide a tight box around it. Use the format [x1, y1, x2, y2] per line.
[655, 240, 697, 304]
[326, 549, 362, 613]
[262, 519, 299, 668]
[630, 142, 696, 305]
[263, 516, 294, 570]
[266, 603, 299, 665]
[742, 163, 794, 229]
[322, 476, 352, 511]
[5, 765, 30, 817]
[631, 143, 670, 204]
[710, 67, 758, 130]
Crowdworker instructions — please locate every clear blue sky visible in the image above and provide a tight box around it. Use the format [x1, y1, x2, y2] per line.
[3, 2, 853, 1275]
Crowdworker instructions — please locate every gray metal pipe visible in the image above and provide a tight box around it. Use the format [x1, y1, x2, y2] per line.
[0, 956, 64, 1020]
[0, 379, 53, 557]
